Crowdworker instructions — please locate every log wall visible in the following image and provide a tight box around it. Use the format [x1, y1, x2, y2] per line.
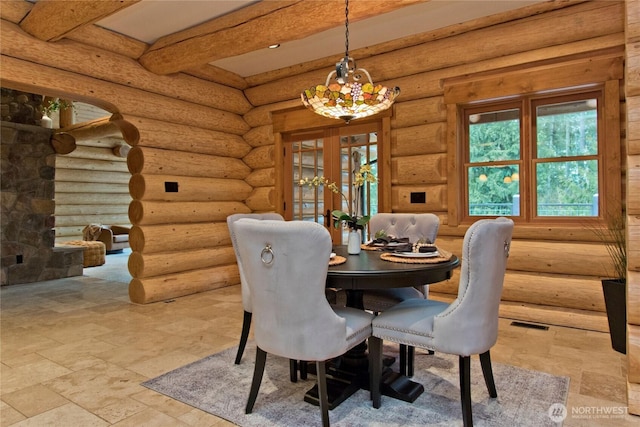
[245, 0, 626, 334]
[2, 1, 629, 328]
[0, 17, 252, 303]
[626, 0, 640, 415]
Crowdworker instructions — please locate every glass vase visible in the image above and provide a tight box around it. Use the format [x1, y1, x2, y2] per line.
[347, 229, 361, 255]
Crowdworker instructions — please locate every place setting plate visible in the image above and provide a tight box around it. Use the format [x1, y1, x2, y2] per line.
[391, 251, 440, 258]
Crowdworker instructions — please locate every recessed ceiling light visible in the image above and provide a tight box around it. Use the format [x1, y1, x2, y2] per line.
[268, 44, 280, 49]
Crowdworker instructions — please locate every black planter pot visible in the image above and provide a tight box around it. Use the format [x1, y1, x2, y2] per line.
[601, 278, 626, 354]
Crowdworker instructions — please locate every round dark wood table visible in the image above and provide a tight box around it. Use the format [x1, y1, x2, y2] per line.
[304, 245, 460, 409]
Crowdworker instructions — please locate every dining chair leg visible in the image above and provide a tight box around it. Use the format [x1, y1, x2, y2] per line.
[299, 360, 308, 380]
[407, 345, 415, 377]
[368, 336, 382, 409]
[246, 347, 267, 414]
[459, 355, 473, 427]
[316, 361, 330, 427]
[399, 344, 407, 376]
[235, 310, 252, 364]
[290, 359, 298, 382]
[479, 350, 497, 398]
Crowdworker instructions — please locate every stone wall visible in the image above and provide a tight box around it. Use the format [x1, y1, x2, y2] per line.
[0, 88, 44, 125]
[1, 121, 82, 285]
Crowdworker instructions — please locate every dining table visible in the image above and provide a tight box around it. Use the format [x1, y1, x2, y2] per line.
[304, 244, 461, 409]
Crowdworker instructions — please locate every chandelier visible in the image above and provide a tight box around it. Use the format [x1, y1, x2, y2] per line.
[301, 0, 400, 124]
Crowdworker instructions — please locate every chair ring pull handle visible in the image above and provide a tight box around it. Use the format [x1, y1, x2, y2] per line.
[261, 244, 274, 266]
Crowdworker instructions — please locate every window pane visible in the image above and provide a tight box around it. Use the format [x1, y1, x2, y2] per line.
[469, 109, 520, 162]
[536, 99, 597, 158]
[536, 160, 598, 216]
[468, 165, 520, 216]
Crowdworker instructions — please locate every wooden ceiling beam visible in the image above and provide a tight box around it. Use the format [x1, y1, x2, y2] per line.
[0, 0, 32, 24]
[139, 0, 426, 75]
[20, 0, 140, 42]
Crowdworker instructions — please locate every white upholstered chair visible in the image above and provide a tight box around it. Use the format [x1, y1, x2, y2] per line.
[233, 219, 381, 426]
[363, 213, 440, 310]
[359, 213, 441, 376]
[371, 217, 514, 427]
[226, 212, 284, 365]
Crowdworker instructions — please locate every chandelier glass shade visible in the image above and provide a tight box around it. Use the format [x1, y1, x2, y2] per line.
[300, 0, 399, 123]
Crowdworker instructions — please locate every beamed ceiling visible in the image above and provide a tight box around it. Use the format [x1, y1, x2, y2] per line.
[2, 0, 549, 89]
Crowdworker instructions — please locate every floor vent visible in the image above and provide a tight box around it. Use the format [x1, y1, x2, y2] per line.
[510, 321, 549, 331]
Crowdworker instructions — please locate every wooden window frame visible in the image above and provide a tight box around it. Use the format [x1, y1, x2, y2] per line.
[444, 51, 622, 228]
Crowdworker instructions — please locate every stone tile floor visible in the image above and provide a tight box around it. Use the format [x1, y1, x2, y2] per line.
[0, 257, 637, 426]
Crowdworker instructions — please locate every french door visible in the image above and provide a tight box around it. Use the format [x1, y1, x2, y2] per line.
[283, 122, 380, 244]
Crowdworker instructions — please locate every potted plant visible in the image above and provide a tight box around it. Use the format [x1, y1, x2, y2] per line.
[298, 165, 377, 254]
[40, 99, 73, 128]
[592, 208, 626, 354]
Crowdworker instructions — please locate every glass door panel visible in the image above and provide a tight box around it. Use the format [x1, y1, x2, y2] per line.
[285, 123, 380, 245]
[291, 138, 326, 224]
[336, 132, 378, 244]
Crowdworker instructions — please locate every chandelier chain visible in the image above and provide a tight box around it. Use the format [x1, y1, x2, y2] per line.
[344, 0, 349, 58]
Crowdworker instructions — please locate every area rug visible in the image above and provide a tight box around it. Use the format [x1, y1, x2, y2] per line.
[143, 342, 569, 426]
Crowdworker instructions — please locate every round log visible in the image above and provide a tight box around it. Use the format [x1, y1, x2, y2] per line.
[436, 236, 613, 278]
[391, 184, 446, 213]
[2, 20, 251, 114]
[128, 246, 236, 278]
[127, 146, 251, 179]
[245, 187, 275, 212]
[56, 203, 127, 215]
[392, 122, 446, 157]
[58, 98, 74, 127]
[55, 226, 86, 238]
[243, 145, 275, 170]
[429, 270, 606, 312]
[112, 144, 131, 158]
[391, 153, 447, 185]
[126, 114, 251, 158]
[128, 173, 252, 202]
[55, 213, 130, 227]
[128, 264, 239, 304]
[243, 124, 274, 147]
[51, 132, 76, 154]
[56, 168, 130, 184]
[129, 222, 230, 254]
[64, 145, 127, 162]
[243, 99, 299, 127]
[56, 181, 129, 194]
[54, 192, 131, 205]
[392, 97, 446, 129]
[129, 200, 249, 225]
[61, 116, 121, 140]
[245, 167, 275, 188]
[109, 113, 140, 146]
[56, 155, 129, 173]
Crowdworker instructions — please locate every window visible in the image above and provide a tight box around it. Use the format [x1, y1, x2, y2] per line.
[444, 54, 622, 227]
[463, 90, 603, 221]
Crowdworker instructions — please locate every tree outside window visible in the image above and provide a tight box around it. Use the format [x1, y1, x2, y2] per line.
[463, 90, 603, 222]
